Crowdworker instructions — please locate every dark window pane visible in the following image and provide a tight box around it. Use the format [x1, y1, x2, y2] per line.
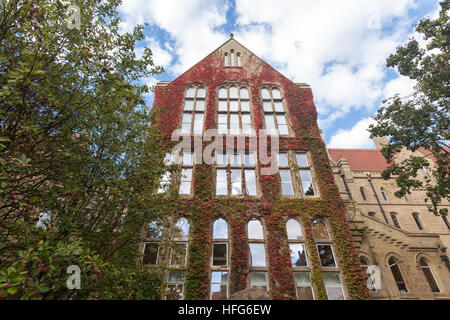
[143, 243, 159, 265]
[317, 245, 336, 267]
[389, 261, 408, 293]
[213, 243, 227, 266]
[312, 219, 329, 239]
[165, 284, 183, 300]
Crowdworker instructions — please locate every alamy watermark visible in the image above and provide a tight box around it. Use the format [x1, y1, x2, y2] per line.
[67, 4, 81, 30]
[66, 265, 81, 289]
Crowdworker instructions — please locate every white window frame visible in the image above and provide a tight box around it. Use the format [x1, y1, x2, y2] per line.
[180, 85, 206, 135]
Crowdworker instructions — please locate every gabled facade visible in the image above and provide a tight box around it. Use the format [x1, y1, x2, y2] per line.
[144, 35, 368, 300]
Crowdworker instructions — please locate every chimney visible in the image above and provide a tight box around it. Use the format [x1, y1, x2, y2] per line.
[372, 136, 389, 150]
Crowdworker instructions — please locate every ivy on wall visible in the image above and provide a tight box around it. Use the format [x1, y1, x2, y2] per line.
[152, 48, 369, 300]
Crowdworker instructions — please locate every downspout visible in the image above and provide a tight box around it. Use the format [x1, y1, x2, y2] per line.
[340, 173, 352, 200]
[367, 174, 389, 224]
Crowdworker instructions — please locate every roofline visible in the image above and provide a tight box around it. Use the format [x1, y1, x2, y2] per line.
[156, 35, 309, 89]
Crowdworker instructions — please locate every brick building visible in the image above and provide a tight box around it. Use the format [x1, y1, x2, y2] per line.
[142, 35, 449, 300]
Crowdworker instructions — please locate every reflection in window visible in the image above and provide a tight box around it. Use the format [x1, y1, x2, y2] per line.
[278, 152, 316, 197]
[290, 243, 307, 267]
[312, 218, 329, 240]
[317, 244, 336, 268]
[249, 243, 266, 267]
[143, 243, 159, 265]
[211, 271, 228, 299]
[262, 87, 288, 135]
[165, 271, 185, 300]
[213, 218, 228, 239]
[170, 243, 187, 266]
[147, 221, 163, 238]
[248, 220, 264, 239]
[212, 243, 227, 266]
[179, 152, 193, 195]
[388, 257, 407, 293]
[216, 152, 257, 196]
[250, 272, 268, 290]
[217, 85, 251, 135]
[180, 85, 206, 135]
[294, 272, 314, 300]
[419, 258, 440, 293]
[323, 272, 345, 300]
[286, 219, 303, 240]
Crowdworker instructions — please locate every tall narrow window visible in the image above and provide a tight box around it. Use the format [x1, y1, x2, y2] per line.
[179, 152, 193, 195]
[412, 213, 424, 230]
[278, 152, 294, 196]
[419, 258, 440, 293]
[165, 271, 185, 300]
[286, 219, 307, 268]
[278, 152, 316, 197]
[248, 219, 268, 290]
[296, 153, 315, 196]
[211, 218, 229, 299]
[312, 217, 329, 240]
[380, 187, 388, 201]
[217, 85, 251, 135]
[224, 52, 228, 66]
[388, 257, 408, 293]
[261, 87, 289, 135]
[215, 151, 257, 196]
[230, 49, 234, 66]
[237, 53, 241, 66]
[170, 218, 190, 267]
[158, 152, 173, 193]
[323, 272, 345, 300]
[360, 187, 367, 201]
[294, 272, 314, 300]
[390, 213, 401, 229]
[143, 220, 163, 265]
[180, 85, 206, 135]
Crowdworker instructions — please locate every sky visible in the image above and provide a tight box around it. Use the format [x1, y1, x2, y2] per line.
[118, 0, 441, 148]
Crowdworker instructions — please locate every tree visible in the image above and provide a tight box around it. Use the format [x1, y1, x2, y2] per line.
[369, 0, 449, 216]
[0, 0, 172, 299]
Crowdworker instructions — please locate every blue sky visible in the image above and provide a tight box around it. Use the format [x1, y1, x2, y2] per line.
[118, 0, 440, 148]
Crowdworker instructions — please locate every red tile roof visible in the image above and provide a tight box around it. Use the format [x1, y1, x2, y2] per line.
[328, 149, 391, 171]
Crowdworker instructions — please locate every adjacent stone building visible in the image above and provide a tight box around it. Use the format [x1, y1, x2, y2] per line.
[329, 139, 450, 299]
[142, 35, 449, 300]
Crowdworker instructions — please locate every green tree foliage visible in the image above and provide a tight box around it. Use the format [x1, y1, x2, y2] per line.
[0, 0, 172, 298]
[369, 0, 449, 216]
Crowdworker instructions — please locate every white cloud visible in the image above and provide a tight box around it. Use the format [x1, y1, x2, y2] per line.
[328, 118, 376, 148]
[383, 75, 416, 99]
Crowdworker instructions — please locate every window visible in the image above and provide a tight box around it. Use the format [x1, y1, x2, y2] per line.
[323, 272, 345, 300]
[390, 213, 401, 229]
[215, 151, 257, 196]
[317, 244, 336, 268]
[143, 220, 163, 265]
[165, 271, 185, 300]
[312, 217, 330, 240]
[158, 152, 174, 193]
[250, 272, 268, 290]
[419, 258, 440, 293]
[248, 220, 266, 267]
[293, 272, 314, 300]
[388, 257, 408, 293]
[261, 87, 289, 135]
[360, 187, 367, 201]
[170, 218, 189, 267]
[180, 85, 206, 135]
[211, 219, 229, 299]
[380, 187, 388, 201]
[224, 50, 241, 67]
[412, 213, 424, 230]
[211, 271, 228, 299]
[217, 85, 251, 135]
[368, 212, 376, 218]
[179, 152, 193, 195]
[278, 152, 316, 197]
[286, 219, 307, 268]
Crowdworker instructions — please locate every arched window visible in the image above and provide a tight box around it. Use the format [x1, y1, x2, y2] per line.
[174, 218, 190, 239]
[412, 213, 424, 230]
[286, 219, 312, 299]
[210, 219, 229, 299]
[390, 213, 401, 229]
[419, 258, 440, 293]
[312, 217, 329, 240]
[261, 86, 289, 135]
[360, 187, 367, 201]
[380, 187, 388, 201]
[180, 85, 206, 135]
[248, 219, 268, 290]
[388, 257, 408, 293]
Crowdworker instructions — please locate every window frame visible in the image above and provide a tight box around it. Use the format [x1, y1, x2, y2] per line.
[210, 218, 230, 299]
[179, 84, 207, 136]
[165, 270, 185, 300]
[388, 257, 408, 294]
[247, 219, 268, 289]
[419, 257, 440, 293]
